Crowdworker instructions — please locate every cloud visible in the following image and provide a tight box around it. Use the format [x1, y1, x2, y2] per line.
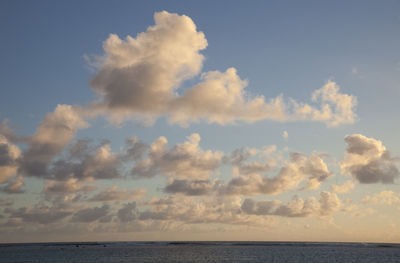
[49, 141, 121, 181]
[242, 191, 342, 217]
[44, 178, 96, 194]
[123, 136, 148, 161]
[88, 11, 357, 127]
[89, 11, 207, 120]
[131, 133, 223, 179]
[295, 80, 357, 127]
[1, 176, 24, 194]
[0, 134, 21, 183]
[164, 179, 216, 196]
[330, 180, 355, 194]
[88, 186, 146, 202]
[5, 206, 72, 224]
[222, 152, 332, 196]
[341, 134, 399, 184]
[282, 130, 288, 139]
[18, 105, 88, 178]
[136, 195, 275, 227]
[71, 205, 110, 223]
[228, 147, 273, 176]
[169, 68, 288, 125]
[117, 202, 138, 222]
[362, 191, 400, 206]
[0, 198, 13, 206]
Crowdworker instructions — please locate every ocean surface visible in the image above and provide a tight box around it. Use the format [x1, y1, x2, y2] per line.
[1, 241, 399, 262]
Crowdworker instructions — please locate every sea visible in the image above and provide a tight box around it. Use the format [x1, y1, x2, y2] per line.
[0, 241, 399, 263]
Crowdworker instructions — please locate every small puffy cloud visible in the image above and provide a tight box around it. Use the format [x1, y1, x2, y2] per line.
[123, 136, 148, 161]
[71, 205, 110, 223]
[1, 176, 24, 194]
[298, 153, 332, 190]
[44, 178, 96, 194]
[228, 147, 272, 177]
[88, 11, 356, 127]
[164, 179, 216, 196]
[0, 134, 21, 183]
[282, 130, 288, 139]
[49, 142, 121, 181]
[117, 202, 138, 222]
[222, 152, 332, 196]
[242, 191, 341, 217]
[19, 105, 88, 178]
[241, 199, 282, 216]
[330, 180, 355, 194]
[131, 133, 223, 179]
[292, 81, 357, 127]
[341, 134, 399, 184]
[362, 191, 400, 206]
[88, 186, 146, 202]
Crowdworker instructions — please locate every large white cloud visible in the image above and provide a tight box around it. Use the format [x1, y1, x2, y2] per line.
[341, 134, 399, 184]
[89, 11, 357, 127]
[89, 11, 207, 119]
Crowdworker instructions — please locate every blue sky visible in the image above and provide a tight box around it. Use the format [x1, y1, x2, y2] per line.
[0, 1, 400, 242]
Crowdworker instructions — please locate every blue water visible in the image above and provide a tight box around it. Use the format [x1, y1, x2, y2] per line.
[0, 241, 399, 262]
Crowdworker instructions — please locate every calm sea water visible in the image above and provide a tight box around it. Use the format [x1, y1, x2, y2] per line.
[0, 242, 399, 263]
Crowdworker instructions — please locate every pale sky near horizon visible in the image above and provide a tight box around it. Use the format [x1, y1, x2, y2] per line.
[1, 1, 400, 243]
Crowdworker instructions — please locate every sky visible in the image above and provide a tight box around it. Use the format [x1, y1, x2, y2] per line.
[1, 1, 400, 243]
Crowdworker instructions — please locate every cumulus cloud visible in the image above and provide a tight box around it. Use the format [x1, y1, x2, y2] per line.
[71, 205, 110, 223]
[44, 178, 96, 194]
[1, 176, 24, 194]
[0, 134, 21, 183]
[131, 133, 223, 179]
[135, 195, 275, 227]
[88, 11, 357, 127]
[229, 147, 273, 177]
[362, 191, 400, 206]
[330, 180, 355, 194]
[89, 11, 207, 120]
[282, 130, 288, 139]
[49, 141, 121, 181]
[89, 186, 146, 202]
[341, 134, 399, 184]
[164, 179, 217, 196]
[5, 205, 72, 224]
[117, 202, 138, 222]
[291, 81, 357, 127]
[242, 191, 342, 217]
[222, 152, 332, 196]
[169, 68, 288, 125]
[19, 105, 88, 178]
